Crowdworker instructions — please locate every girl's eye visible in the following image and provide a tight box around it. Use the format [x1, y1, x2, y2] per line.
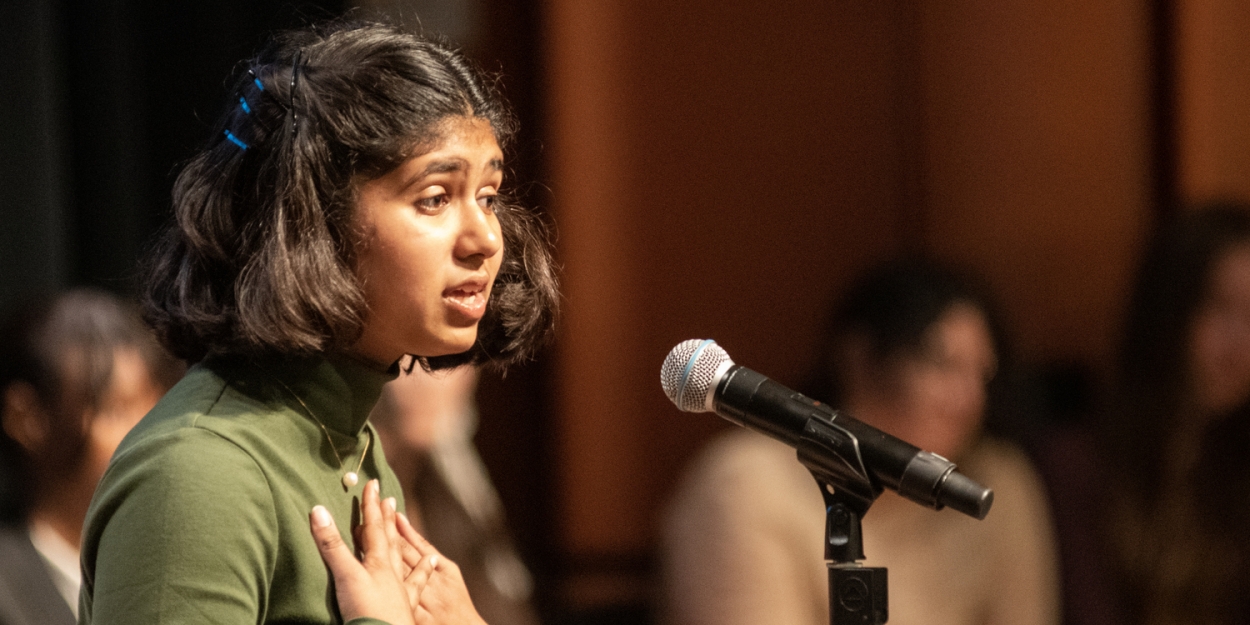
[418, 193, 450, 211]
[479, 194, 498, 211]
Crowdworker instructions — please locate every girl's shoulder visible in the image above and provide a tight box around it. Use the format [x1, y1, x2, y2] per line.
[101, 363, 268, 485]
[119, 355, 304, 447]
[101, 356, 311, 500]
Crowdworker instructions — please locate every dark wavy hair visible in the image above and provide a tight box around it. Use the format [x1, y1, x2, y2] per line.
[141, 21, 558, 368]
[1109, 202, 1250, 502]
[801, 258, 1009, 411]
[1102, 203, 1250, 624]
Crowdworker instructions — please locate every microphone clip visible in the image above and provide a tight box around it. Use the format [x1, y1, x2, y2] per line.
[797, 413, 889, 625]
[797, 415, 884, 518]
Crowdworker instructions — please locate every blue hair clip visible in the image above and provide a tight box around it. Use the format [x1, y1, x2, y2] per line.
[239, 96, 252, 115]
[248, 69, 265, 92]
[223, 130, 249, 150]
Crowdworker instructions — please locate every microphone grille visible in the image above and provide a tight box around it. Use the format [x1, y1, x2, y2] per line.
[661, 339, 733, 412]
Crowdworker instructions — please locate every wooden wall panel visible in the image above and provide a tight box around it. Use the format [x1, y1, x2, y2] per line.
[917, 0, 1152, 366]
[546, 0, 914, 586]
[545, 1, 647, 560]
[543, 0, 1155, 611]
[1175, 0, 1250, 203]
[620, 0, 918, 553]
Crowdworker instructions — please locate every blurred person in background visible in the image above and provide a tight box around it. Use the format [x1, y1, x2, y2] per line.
[660, 259, 1059, 625]
[370, 365, 540, 625]
[0, 289, 179, 625]
[1096, 203, 1250, 624]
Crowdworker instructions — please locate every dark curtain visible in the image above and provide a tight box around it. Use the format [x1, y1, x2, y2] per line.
[0, 0, 345, 311]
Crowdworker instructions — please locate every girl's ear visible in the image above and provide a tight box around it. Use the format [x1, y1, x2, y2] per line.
[2, 381, 50, 453]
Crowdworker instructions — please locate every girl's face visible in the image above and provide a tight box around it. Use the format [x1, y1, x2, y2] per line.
[1189, 242, 1250, 415]
[349, 116, 505, 367]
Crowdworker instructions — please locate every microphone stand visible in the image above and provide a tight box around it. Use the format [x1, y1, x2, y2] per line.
[796, 413, 889, 625]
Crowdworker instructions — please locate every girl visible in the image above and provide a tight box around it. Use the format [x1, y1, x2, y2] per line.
[79, 21, 557, 625]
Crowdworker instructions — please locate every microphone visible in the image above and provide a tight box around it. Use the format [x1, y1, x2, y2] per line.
[661, 339, 993, 519]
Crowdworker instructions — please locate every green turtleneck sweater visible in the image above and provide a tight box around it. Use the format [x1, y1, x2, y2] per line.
[79, 354, 403, 625]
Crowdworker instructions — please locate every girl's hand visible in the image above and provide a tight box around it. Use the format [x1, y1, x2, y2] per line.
[394, 511, 489, 625]
[310, 480, 432, 625]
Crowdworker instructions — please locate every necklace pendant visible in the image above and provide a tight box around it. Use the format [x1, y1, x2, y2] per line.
[342, 472, 359, 488]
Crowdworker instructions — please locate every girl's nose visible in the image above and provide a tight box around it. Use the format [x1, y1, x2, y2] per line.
[455, 200, 503, 261]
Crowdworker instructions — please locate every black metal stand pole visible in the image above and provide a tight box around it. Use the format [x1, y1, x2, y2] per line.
[820, 484, 888, 625]
[795, 414, 890, 624]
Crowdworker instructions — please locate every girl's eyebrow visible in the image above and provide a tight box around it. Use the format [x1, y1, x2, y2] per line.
[393, 158, 465, 194]
[403, 157, 504, 190]
[412, 156, 505, 182]
[418, 158, 468, 178]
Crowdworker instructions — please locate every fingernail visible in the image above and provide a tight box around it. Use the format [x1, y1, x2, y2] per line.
[312, 505, 332, 528]
[429, 555, 440, 570]
[385, 497, 397, 512]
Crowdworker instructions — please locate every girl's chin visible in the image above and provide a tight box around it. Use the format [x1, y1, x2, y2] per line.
[352, 335, 479, 367]
[422, 327, 480, 356]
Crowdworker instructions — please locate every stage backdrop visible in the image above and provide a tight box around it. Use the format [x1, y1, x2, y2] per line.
[541, 0, 1250, 612]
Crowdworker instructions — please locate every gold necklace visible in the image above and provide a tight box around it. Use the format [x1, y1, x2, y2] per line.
[269, 375, 372, 490]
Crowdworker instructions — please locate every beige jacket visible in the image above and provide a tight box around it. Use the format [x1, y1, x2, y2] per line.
[661, 430, 1060, 625]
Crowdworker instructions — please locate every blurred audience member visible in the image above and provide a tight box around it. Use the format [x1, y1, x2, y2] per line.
[1096, 203, 1250, 625]
[371, 365, 540, 625]
[660, 259, 1059, 625]
[0, 289, 179, 625]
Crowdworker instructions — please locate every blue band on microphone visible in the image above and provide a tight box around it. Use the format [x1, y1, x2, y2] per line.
[253, 77, 265, 91]
[239, 96, 252, 115]
[677, 339, 716, 407]
[223, 130, 249, 150]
